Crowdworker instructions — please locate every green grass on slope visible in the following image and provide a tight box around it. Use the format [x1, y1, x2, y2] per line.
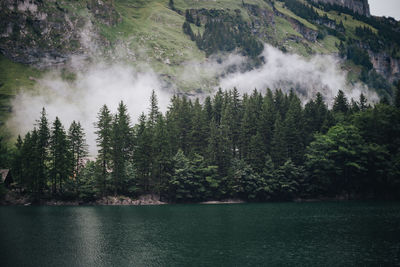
[0, 55, 42, 138]
[99, 0, 214, 89]
[0, 56, 41, 96]
[102, 0, 205, 63]
[274, 1, 318, 31]
[175, 0, 272, 22]
[311, 5, 377, 40]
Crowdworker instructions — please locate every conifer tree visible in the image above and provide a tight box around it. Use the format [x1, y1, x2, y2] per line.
[271, 114, 286, 166]
[283, 92, 304, 164]
[11, 135, 23, 187]
[190, 98, 208, 156]
[134, 113, 152, 193]
[49, 117, 71, 194]
[359, 93, 368, 111]
[68, 121, 88, 193]
[332, 90, 349, 114]
[95, 104, 112, 195]
[111, 101, 132, 195]
[36, 108, 50, 196]
[260, 88, 275, 156]
[147, 92, 162, 192]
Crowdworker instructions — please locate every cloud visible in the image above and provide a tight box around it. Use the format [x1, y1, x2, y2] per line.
[7, 44, 377, 155]
[7, 63, 172, 156]
[218, 44, 377, 106]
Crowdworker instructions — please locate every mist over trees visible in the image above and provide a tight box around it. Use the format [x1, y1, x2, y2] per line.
[4, 87, 400, 202]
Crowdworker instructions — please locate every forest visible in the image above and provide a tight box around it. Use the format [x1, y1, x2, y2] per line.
[1, 86, 400, 203]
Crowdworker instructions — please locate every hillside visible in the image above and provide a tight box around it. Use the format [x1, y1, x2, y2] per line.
[1, 0, 400, 138]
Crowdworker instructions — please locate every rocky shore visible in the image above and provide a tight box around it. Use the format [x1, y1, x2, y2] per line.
[0, 192, 166, 206]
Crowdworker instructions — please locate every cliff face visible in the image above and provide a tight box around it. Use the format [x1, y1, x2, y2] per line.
[311, 0, 370, 17]
[369, 51, 400, 83]
[0, 0, 119, 67]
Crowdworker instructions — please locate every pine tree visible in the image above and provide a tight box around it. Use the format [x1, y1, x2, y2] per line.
[282, 92, 304, 165]
[260, 88, 275, 156]
[49, 117, 71, 195]
[147, 92, 162, 192]
[207, 119, 232, 177]
[95, 104, 112, 196]
[271, 114, 286, 166]
[332, 90, 349, 114]
[22, 130, 39, 192]
[111, 101, 132, 195]
[68, 121, 88, 193]
[359, 93, 368, 111]
[36, 108, 50, 196]
[134, 113, 152, 193]
[190, 98, 208, 156]
[153, 114, 171, 196]
[11, 135, 23, 187]
[148, 90, 160, 127]
[230, 88, 242, 157]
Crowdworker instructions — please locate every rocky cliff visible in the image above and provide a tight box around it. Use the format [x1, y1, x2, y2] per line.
[0, 0, 119, 67]
[311, 0, 370, 17]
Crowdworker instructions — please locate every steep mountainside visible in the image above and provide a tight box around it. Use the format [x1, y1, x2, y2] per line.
[1, 0, 400, 133]
[311, 0, 370, 16]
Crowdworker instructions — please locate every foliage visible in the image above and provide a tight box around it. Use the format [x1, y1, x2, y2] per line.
[9, 88, 400, 202]
[182, 9, 263, 57]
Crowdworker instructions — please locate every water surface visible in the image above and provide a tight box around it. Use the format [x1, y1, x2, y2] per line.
[0, 202, 399, 266]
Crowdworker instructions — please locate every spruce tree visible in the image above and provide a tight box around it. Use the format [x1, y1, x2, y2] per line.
[359, 93, 368, 111]
[49, 117, 71, 195]
[134, 113, 152, 193]
[282, 92, 304, 165]
[11, 135, 23, 187]
[111, 101, 132, 195]
[36, 108, 50, 196]
[271, 114, 286, 166]
[68, 121, 88, 193]
[95, 104, 112, 196]
[332, 90, 349, 114]
[260, 88, 275, 156]
[22, 131, 39, 192]
[190, 98, 208, 156]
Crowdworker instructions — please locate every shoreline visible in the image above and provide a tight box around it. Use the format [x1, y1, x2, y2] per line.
[0, 191, 389, 206]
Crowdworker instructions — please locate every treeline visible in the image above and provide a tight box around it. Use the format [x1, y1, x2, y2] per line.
[306, 0, 400, 48]
[5, 86, 400, 202]
[283, 0, 345, 38]
[182, 9, 263, 58]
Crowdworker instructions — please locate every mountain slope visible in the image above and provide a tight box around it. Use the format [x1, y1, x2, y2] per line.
[1, 0, 400, 136]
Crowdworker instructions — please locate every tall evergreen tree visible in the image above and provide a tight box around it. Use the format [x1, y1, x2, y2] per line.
[95, 104, 113, 196]
[134, 113, 152, 193]
[68, 121, 88, 193]
[332, 90, 349, 114]
[36, 108, 50, 196]
[49, 117, 71, 195]
[282, 91, 304, 164]
[271, 114, 286, 166]
[11, 135, 23, 187]
[111, 101, 132, 195]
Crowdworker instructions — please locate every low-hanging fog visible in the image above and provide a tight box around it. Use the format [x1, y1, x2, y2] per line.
[219, 45, 377, 104]
[7, 44, 377, 155]
[8, 63, 172, 155]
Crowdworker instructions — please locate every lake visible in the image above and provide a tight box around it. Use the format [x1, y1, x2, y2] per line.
[0, 202, 399, 266]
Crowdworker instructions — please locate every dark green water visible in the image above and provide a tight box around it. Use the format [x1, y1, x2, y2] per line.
[0, 202, 399, 266]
